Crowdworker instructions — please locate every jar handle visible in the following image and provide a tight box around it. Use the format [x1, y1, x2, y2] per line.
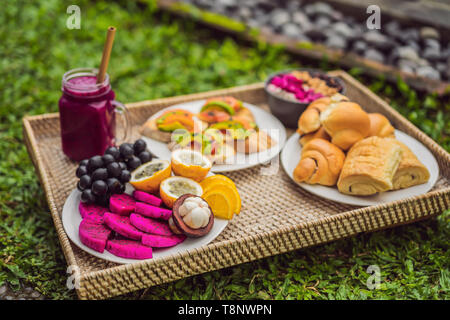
[112, 100, 130, 145]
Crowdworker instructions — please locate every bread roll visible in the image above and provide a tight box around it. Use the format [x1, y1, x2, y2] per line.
[368, 113, 395, 138]
[299, 127, 330, 146]
[320, 102, 370, 150]
[297, 93, 348, 135]
[337, 137, 403, 195]
[293, 138, 346, 186]
[391, 140, 430, 190]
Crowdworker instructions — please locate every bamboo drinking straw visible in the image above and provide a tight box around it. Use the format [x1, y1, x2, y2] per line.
[97, 26, 116, 84]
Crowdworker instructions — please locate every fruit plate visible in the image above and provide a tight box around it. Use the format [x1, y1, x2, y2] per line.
[281, 130, 440, 206]
[61, 186, 229, 264]
[140, 99, 287, 172]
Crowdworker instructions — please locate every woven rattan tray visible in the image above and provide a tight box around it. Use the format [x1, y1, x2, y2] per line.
[23, 71, 450, 299]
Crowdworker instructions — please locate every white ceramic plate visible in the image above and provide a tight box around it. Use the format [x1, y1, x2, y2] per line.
[281, 130, 439, 206]
[62, 185, 229, 264]
[141, 100, 287, 172]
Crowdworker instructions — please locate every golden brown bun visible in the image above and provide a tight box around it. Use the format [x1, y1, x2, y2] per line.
[293, 138, 346, 186]
[297, 98, 330, 135]
[391, 140, 430, 190]
[337, 137, 403, 195]
[368, 113, 395, 138]
[320, 102, 370, 150]
[297, 93, 348, 135]
[299, 127, 331, 146]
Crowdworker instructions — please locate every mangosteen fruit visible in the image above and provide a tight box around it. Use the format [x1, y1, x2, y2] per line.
[171, 194, 214, 238]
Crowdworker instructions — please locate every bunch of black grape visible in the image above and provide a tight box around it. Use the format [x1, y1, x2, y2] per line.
[76, 139, 152, 206]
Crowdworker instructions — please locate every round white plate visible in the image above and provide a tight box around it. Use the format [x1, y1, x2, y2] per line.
[62, 185, 229, 264]
[281, 130, 439, 206]
[141, 100, 287, 172]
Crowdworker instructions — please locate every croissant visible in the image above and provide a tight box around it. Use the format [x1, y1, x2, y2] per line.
[293, 138, 346, 186]
[299, 126, 330, 146]
[337, 137, 403, 195]
[297, 93, 348, 135]
[368, 113, 395, 138]
[391, 140, 430, 190]
[320, 101, 371, 150]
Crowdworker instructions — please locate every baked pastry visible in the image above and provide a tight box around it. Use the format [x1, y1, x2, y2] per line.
[297, 93, 348, 135]
[391, 140, 430, 190]
[337, 137, 403, 195]
[368, 113, 395, 138]
[320, 101, 370, 150]
[293, 138, 346, 186]
[299, 126, 330, 146]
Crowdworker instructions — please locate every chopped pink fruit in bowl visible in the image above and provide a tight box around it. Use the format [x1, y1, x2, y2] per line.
[270, 74, 323, 103]
[264, 69, 345, 128]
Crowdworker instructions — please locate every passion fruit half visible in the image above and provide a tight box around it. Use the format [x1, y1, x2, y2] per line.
[170, 194, 214, 238]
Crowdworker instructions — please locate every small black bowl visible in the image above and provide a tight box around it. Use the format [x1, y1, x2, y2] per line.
[264, 69, 346, 128]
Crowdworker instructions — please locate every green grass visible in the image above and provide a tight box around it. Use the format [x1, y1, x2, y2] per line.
[0, 0, 449, 300]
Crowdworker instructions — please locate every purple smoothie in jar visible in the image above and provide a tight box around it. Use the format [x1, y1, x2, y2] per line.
[58, 68, 128, 161]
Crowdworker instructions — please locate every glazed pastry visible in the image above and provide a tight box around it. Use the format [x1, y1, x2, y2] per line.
[368, 113, 395, 138]
[320, 101, 371, 150]
[337, 137, 403, 195]
[293, 138, 346, 186]
[299, 126, 330, 146]
[391, 140, 430, 190]
[297, 93, 348, 135]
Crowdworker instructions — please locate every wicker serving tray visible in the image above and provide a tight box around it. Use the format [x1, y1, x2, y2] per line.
[23, 71, 450, 300]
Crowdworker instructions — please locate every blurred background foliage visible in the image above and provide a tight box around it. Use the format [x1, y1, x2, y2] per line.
[0, 0, 448, 299]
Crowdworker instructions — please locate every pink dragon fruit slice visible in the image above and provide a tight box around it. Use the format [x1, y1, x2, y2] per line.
[134, 202, 172, 220]
[106, 239, 153, 260]
[141, 233, 186, 248]
[103, 212, 144, 240]
[79, 220, 112, 253]
[129, 213, 173, 236]
[78, 202, 108, 224]
[109, 193, 136, 215]
[132, 190, 163, 207]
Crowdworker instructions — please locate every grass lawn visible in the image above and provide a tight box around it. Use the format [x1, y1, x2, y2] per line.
[0, 0, 449, 300]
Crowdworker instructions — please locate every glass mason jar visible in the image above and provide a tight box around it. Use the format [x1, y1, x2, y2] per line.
[58, 68, 129, 161]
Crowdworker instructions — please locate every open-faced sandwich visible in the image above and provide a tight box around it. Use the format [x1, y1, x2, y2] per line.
[140, 109, 208, 143]
[140, 96, 276, 164]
